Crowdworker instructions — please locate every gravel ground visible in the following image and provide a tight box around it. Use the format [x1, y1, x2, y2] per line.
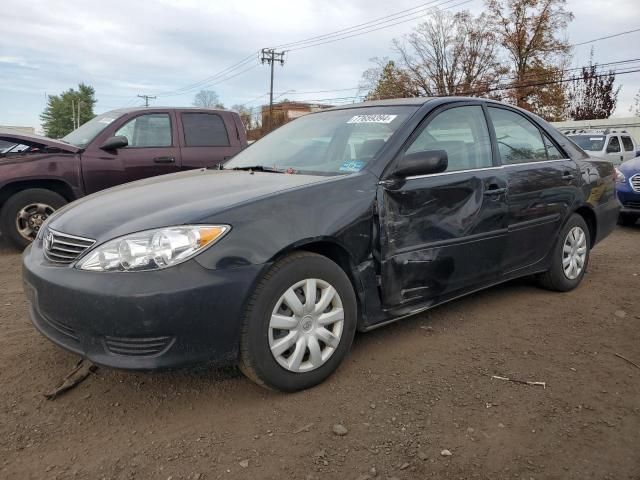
[1, 226, 639, 480]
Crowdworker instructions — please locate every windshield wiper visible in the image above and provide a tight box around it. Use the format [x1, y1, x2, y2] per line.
[229, 165, 286, 173]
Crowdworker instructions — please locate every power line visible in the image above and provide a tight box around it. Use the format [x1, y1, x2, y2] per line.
[158, 63, 261, 98]
[573, 27, 640, 47]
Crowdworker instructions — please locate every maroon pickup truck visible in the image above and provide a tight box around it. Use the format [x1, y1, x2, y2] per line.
[0, 107, 247, 248]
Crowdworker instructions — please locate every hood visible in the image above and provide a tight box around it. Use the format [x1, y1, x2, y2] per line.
[618, 156, 640, 174]
[49, 169, 332, 241]
[0, 129, 80, 154]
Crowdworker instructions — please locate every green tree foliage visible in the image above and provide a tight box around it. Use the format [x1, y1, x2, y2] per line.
[193, 90, 224, 109]
[40, 84, 96, 138]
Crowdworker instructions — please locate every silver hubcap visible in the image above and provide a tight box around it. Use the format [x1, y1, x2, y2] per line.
[16, 203, 55, 241]
[268, 278, 344, 373]
[562, 226, 587, 280]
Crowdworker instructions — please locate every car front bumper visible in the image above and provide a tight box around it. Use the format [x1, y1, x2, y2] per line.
[616, 184, 640, 214]
[23, 242, 267, 370]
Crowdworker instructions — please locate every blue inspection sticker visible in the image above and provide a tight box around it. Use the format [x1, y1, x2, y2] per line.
[339, 160, 365, 172]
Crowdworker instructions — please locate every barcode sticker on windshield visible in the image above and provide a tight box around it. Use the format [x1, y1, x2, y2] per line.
[347, 114, 397, 124]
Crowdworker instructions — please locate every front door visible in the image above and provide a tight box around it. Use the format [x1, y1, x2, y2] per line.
[82, 112, 181, 194]
[378, 104, 508, 309]
[486, 106, 580, 275]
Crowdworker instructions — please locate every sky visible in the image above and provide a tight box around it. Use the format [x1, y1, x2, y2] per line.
[1, 0, 639, 132]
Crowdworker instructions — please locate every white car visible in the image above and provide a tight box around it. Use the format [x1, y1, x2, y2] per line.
[563, 129, 637, 165]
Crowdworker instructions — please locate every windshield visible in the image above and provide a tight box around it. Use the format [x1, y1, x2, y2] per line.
[225, 106, 417, 175]
[61, 112, 122, 147]
[569, 135, 606, 152]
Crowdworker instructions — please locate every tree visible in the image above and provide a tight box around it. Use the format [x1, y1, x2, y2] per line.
[40, 84, 96, 138]
[361, 59, 420, 100]
[231, 104, 256, 130]
[486, 0, 573, 118]
[630, 90, 640, 117]
[567, 51, 620, 120]
[193, 90, 224, 109]
[393, 9, 504, 96]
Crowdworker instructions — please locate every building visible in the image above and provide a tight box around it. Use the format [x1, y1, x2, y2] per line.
[255, 101, 333, 136]
[551, 117, 640, 141]
[0, 125, 36, 135]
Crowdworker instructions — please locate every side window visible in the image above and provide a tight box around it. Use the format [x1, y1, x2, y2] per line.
[406, 105, 492, 172]
[607, 136, 621, 153]
[544, 136, 563, 160]
[182, 113, 230, 147]
[621, 136, 634, 152]
[115, 114, 172, 147]
[488, 107, 547, 164]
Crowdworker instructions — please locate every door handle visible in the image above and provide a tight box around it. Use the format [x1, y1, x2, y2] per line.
[153, 156, 175, 164]
[562, 171, 575, 181]
[484, 185, 506, 196]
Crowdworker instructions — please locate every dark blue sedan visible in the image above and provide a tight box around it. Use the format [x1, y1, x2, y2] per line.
[616, 158, 640, 225]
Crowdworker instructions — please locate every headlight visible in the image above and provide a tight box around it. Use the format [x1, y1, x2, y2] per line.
[76, 225, 230, 272]
[614, 167, 626, 183]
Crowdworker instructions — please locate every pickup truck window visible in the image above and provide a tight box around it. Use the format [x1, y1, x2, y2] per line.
[116, 113, 172, 148]
[621, 136, 634, 152]
[182, 113, 230, 147]
[607, 136, 621, 153]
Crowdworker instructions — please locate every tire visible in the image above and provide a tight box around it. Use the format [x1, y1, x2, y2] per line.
[618, 213, 638, 227]
[537, 214, 590, 292]
[239, 251, 357, 392]
[0, 189, 67, 250]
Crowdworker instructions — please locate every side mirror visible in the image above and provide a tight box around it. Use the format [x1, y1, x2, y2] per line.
[100, 135, 128, 151]
[394, 150, 448, 178]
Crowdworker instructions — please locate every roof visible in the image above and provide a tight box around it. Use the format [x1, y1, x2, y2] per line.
[99, 106, 228, 115]
[323, 96, 515, 111]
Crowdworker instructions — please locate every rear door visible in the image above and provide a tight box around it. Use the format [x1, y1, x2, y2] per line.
[486, 106, 580, 275]
[82, 111, 181, 193]
[621, 135, 636, 162]
[178, 111, 242, 169]
[378, 103, 508, 308]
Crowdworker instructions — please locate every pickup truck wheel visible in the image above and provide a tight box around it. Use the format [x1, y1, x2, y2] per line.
[537, 214, 590, 292]
[239, 252, 357, 392]
[618, 213, 638, 227]
[0, 189, 67, 249]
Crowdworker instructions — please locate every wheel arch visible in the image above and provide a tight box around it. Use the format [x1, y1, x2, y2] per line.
[0, 179, 76, 211]
[269, 238, 369, 328]
[573, 204, 597, 248]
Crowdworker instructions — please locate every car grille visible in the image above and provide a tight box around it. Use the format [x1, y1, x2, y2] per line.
[631, 174, 640, 193]
[43, 228, 95, 264]
[104, 335, 175, 357]
[623, 201, 640, 209]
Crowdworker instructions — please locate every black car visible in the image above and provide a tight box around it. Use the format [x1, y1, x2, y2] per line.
[23, 97, 619, 391]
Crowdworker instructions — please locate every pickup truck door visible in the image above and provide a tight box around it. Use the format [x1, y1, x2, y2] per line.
[177, 111, 243, 170]
[81, 111, 181, 194]
[377, 104, 508, 309]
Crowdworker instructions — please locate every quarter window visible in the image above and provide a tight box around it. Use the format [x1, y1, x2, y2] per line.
[182, 113, 230, 147]
[488, 107, 548, 164]
[621, 136, 634, 152]
[115, 114, 172, 147]
[406, 106, 492, 172]
[607, 136, 621, 153]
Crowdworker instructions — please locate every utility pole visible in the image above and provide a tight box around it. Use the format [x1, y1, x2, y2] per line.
[71, 99, 76, 129]
[260, 48, 285, 132]
[77, 100, 81, 128]
[137, 94, 156, 107]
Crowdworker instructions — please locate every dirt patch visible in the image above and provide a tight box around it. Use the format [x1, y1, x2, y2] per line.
[1, 227, 639, 479]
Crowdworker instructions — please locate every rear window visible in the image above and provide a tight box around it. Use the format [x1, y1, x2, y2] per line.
[182, 113, 230, 147]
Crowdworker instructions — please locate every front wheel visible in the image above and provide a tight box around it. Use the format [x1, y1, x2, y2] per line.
[0, 189, 67, 249]
[239, 252, 357, 391]
[537, 214, 590, 292]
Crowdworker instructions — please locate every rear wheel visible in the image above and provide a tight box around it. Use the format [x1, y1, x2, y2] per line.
[239, 251, 357, 391]
[537, 214, 590, 292]
[0, 189, 67, 249]
[618, 213, 638, 227]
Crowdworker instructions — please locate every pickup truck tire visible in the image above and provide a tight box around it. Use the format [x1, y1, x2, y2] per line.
[1, 189, 67, 250]
[537, 214, 590, 292]
[239, 251, 357, 392]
